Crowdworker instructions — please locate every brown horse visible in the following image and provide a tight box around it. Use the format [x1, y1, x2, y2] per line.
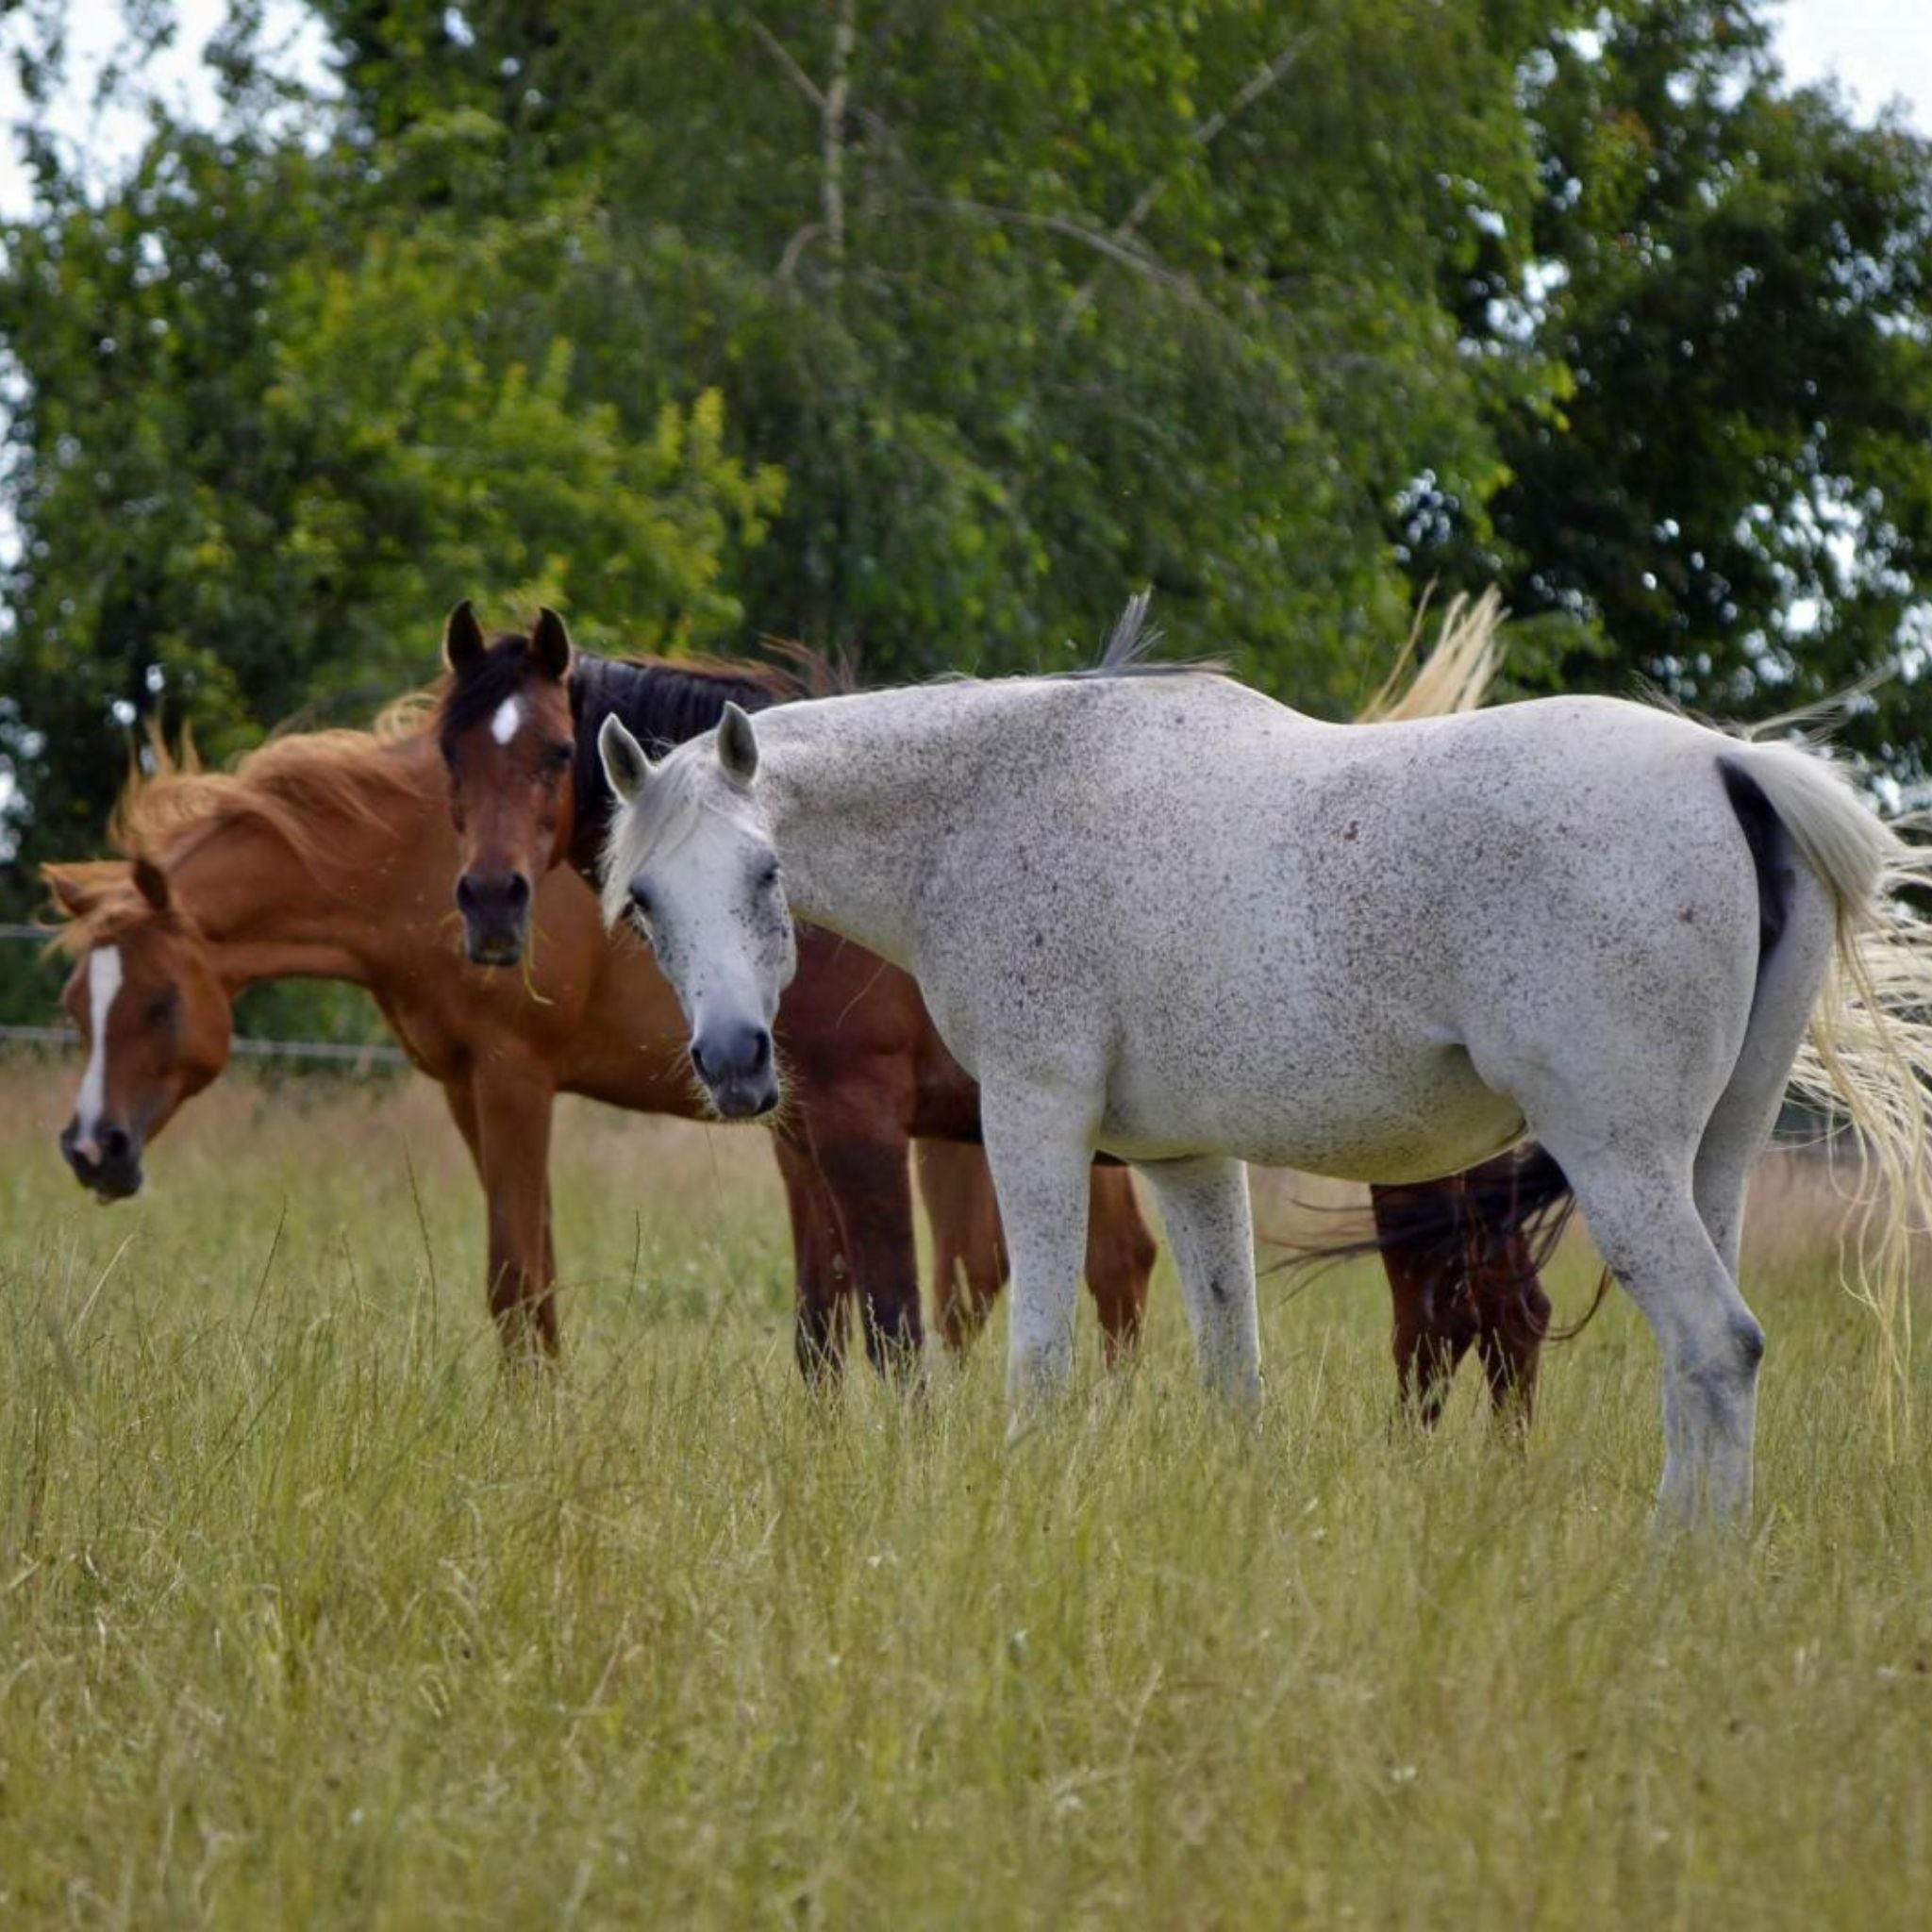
[43, 715, 1158, 1369]
[432, 604, 1572, 1418]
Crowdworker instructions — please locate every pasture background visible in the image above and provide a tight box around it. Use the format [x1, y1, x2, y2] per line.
[3, 1056, 1928, 1926]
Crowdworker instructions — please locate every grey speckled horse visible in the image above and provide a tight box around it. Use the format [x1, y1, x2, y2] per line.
[596, 607, 1929, 1523]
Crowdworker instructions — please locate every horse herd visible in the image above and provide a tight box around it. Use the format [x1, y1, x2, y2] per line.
[42, 595, 1932, 1524]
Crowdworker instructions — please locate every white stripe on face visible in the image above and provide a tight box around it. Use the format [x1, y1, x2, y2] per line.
[75, 944, 123, 1158]
[491, 696, 523, 745]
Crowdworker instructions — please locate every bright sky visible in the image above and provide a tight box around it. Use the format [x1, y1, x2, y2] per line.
[0, 0, 326, 220]
[1774, 0, 1932, 128]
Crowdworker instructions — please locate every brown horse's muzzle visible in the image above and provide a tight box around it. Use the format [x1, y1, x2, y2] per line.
[457, 869, 533, 967]
[60, 1116, 144, 1201]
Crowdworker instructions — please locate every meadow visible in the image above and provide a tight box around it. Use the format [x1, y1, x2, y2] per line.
[1, 1055, 1929, 1927]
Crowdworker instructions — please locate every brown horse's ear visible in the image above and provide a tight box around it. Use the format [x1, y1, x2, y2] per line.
[443, 600, 487, 676]
[717, 702, 760, 789]
[42, 863, 107, 921]
[132, 855, 172, 912]
[530, 607, 574, 682]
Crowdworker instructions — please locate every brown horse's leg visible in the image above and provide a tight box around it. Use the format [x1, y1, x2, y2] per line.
[772, 1126, 849, 1383]
[441, 1079, 557, 1356]
[916, 1141, 1007, 1354]
[801, 1078, 924, 1377]
[541, 1177, 558, 1289]
[472, 1061, 561, 1358]
[1474, 1227, 1552, 1427]
[1084, 1166, 1157, 1367]
[1373, 1183, 1474, 1425]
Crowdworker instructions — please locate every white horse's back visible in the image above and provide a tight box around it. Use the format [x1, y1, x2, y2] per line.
[904, 682, 1769, 1178]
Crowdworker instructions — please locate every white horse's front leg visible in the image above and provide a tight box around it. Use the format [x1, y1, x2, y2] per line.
[980, 1083, 1097, 1422]
[1138, 1154, 1263, 1410]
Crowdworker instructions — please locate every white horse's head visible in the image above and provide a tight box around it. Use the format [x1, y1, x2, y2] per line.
[597, 704, 796, 1120]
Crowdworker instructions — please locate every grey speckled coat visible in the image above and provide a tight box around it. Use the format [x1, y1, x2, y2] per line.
[598, 664, 1905, 1524]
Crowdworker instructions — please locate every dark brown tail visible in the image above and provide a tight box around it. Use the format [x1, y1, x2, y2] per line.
[1264, 1144, 1608, 1343]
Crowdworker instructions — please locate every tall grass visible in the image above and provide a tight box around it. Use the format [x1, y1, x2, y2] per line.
[2, 1060, 1928, 1925]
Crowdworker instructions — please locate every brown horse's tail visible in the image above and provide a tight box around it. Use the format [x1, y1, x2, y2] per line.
[1264, 1144, 1608, 1341]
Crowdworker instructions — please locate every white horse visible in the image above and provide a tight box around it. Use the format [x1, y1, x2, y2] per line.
[595, 606, 1929, 1521]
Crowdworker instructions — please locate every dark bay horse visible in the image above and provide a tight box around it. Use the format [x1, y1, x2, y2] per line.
[42, 717, 1158, 1366]
[434, 605, 1574, 1418]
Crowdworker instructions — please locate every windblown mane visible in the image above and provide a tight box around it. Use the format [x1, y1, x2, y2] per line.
[106, 720, 435, 886]
[1357, 588, 1506, 724]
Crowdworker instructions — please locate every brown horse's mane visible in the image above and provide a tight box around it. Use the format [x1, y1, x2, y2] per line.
[42, 710, 444, 953]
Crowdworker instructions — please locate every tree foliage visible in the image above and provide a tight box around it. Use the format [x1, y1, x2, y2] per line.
[2, 0, 1930, 924]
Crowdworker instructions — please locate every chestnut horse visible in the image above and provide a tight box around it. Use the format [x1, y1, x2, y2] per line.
[43, 719, 1158, 1369]
[433, 604, 1574, 1419]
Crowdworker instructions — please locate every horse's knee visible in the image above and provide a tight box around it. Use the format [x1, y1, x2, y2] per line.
[1730, 1311, 1766, 1372]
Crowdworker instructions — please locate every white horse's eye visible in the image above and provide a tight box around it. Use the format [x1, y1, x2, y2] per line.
[629, 882, 654, 921]
[757, 862, 779, 891]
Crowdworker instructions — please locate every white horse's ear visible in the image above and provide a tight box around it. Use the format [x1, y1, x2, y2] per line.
[599, 713, 654, 803]
[717, 702, 759, 789]
[443, 600, 486, 675]
[530, 607, 573, 681]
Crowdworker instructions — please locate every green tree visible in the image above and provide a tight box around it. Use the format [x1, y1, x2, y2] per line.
[0, 98, 779, 886]
[1409, 1, 1932, 768]
[310, 0, 1569, 691]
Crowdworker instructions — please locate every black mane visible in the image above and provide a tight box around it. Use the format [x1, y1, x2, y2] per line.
[569, 652, 798, 760]
[566, 651, 806, 872]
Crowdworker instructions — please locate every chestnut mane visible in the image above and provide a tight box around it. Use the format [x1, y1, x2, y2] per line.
[43, 713, 442, 954]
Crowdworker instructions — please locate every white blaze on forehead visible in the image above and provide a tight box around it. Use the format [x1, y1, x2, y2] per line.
[491, 696, 524, 745]
[75, 944, 124, 1151]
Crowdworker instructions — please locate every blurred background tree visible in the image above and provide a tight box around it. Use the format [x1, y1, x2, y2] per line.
[2, 0, 1929, 1018]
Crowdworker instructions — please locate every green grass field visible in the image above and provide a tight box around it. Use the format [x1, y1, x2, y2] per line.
[2, 1058, 1929, 1926]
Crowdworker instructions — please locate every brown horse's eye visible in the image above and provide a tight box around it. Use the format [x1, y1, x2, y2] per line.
[145, 991, 180, 1027]
[541, 743, 573, 776]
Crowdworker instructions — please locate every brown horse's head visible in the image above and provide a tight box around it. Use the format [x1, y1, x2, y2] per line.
[437, 602, 577, 966]
[43, 858, 233, 1200]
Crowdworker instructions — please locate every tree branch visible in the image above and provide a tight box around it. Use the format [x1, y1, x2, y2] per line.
[745, 13, 825, 112]
[824, 0, 857, 277]
[907, 195, 1193, 296]
[1058, 29, 1316, 336]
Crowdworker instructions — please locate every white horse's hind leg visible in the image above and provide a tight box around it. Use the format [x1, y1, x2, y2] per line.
[980, 1082, 1098, 1420]
[1541, 1143, 1764, 1523]
[1137, 1155, 1263, 1408]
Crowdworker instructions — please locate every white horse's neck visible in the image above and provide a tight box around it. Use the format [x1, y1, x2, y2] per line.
[753, 685, 991, 970]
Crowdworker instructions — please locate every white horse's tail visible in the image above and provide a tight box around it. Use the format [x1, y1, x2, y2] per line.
[1357, 587, 1507, 724]
[1723, 739, 1932, 1441]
